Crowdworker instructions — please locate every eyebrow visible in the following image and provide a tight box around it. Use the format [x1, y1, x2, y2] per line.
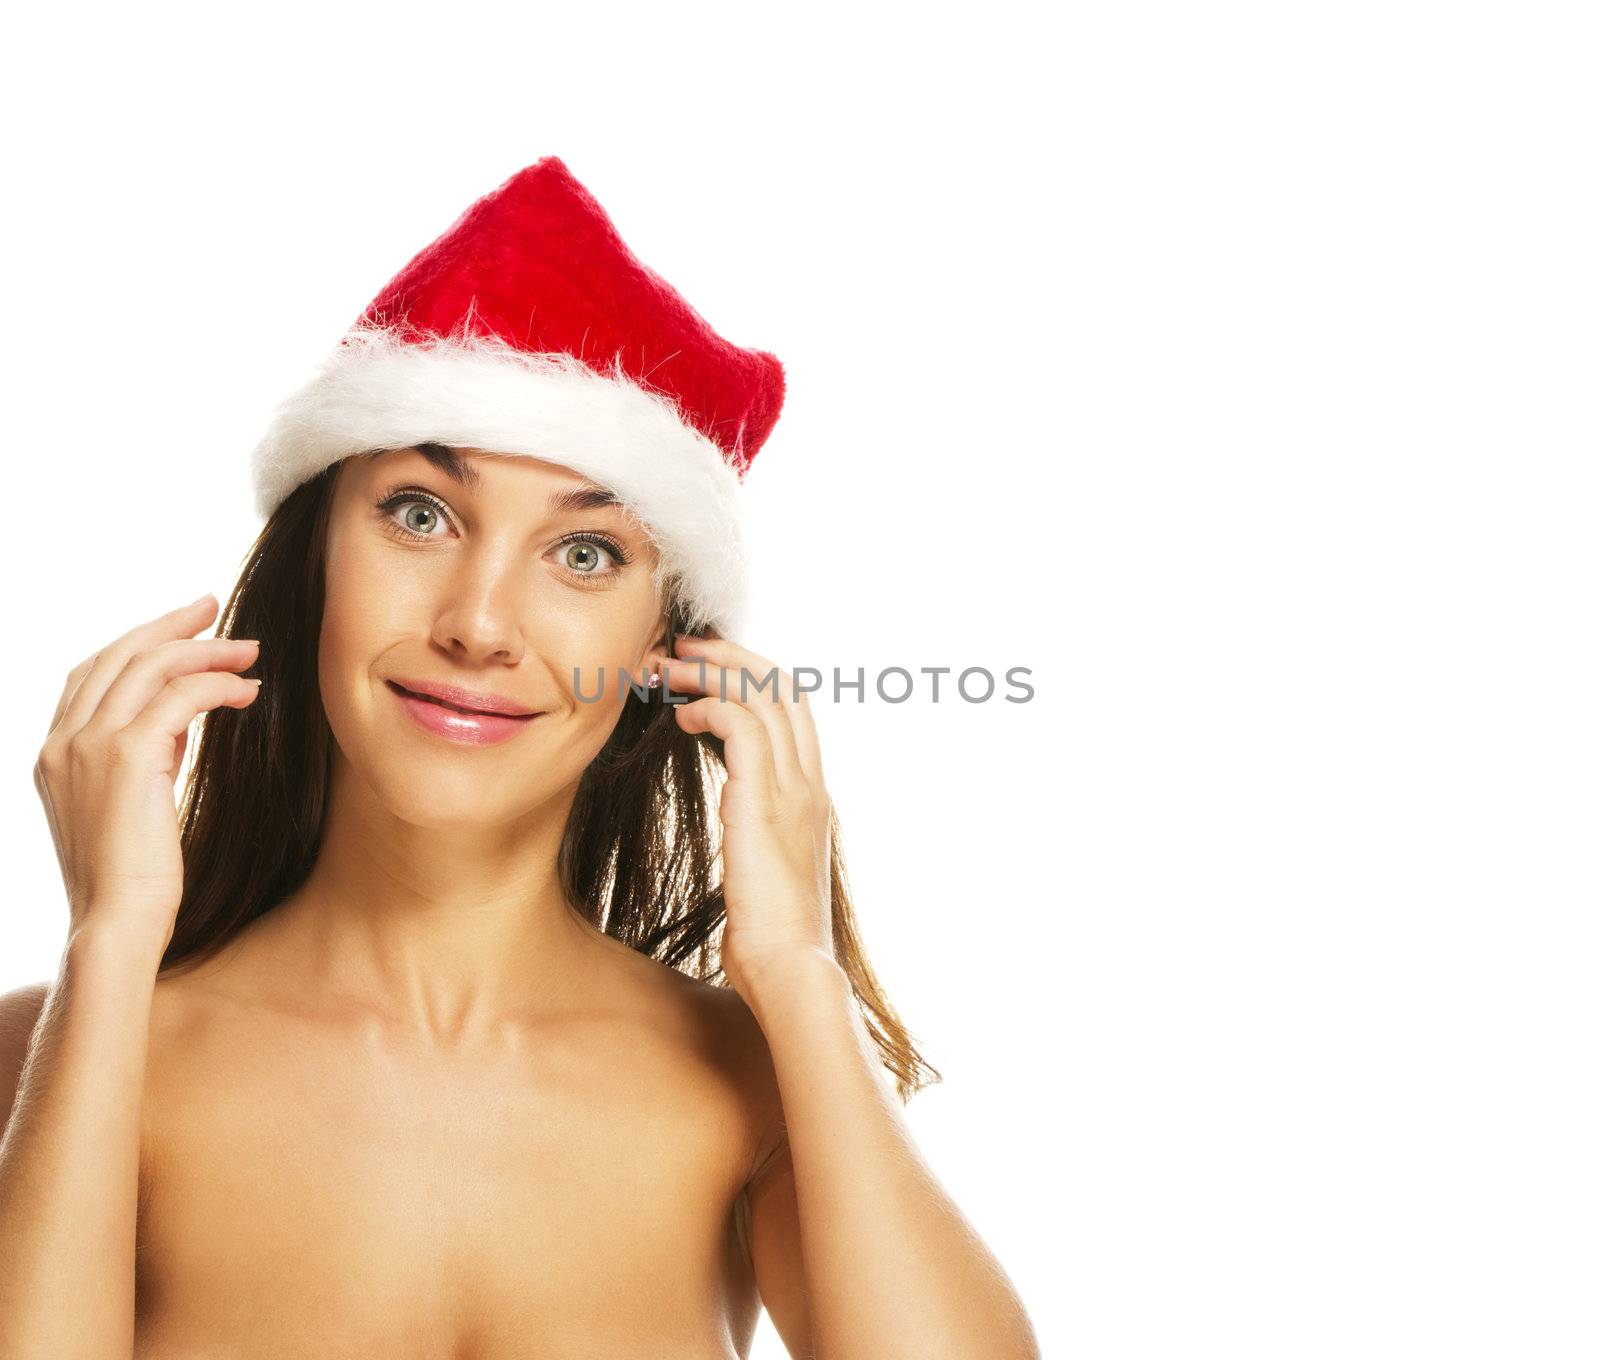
[411, 443, 622, 514]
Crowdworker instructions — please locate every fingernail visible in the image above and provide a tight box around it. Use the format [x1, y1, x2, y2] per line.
[193, 591, 214, 606]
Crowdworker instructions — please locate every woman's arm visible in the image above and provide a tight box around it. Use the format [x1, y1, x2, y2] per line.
[651, 634, 1039, 1358]
[742, 945, 1041, 1360]
[0, 592, 267, 1352]
[6, 594, 261, 1353]
[0, 917, 168, 1358]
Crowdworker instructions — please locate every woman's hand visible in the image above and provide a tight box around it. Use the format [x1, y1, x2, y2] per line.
[644, 635, 834, 1001]
[33, 593, 263, 949]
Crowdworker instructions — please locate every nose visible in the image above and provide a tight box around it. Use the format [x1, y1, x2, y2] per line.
[428, 558, 528, 666]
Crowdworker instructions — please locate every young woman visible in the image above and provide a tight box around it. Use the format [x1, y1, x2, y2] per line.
[0, 159, 1039, 1359]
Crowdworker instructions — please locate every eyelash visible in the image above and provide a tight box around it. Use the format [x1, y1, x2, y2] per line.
[372, 486, 632, 579]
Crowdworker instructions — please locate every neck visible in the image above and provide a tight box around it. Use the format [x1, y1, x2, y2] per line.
[243, 755, 608, 1046]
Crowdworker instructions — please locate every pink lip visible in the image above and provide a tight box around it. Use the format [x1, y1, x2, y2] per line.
[386, 680, 540, 746]
[388, 677, 538, 717]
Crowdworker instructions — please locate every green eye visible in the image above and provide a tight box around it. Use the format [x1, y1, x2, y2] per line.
[557, 533, 629, 577]
[401, 503, 442, 534]
[565, 542, 604, 572]
[375, 488, 453, 539]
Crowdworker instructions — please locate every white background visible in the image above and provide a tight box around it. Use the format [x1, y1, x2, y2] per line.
[3, 3, 1596, 1356]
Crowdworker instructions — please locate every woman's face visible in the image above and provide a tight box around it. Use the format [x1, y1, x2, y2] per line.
[318, 445, 668, 828]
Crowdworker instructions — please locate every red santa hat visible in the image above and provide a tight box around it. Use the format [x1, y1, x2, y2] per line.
[249, 155, 785, 639]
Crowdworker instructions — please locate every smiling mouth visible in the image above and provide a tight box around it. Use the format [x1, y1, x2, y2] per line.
[386, 681, 537, 720]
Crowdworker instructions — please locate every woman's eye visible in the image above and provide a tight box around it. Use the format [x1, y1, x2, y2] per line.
[562, 540, 618, 575]
[385, 497, 450, 537]
[377, 494, 623, 577]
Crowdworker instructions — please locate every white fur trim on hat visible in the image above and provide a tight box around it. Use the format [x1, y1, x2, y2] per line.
[249, 322, 748, 638]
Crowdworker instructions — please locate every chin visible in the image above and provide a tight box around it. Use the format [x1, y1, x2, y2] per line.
[360, 757, 553, 830]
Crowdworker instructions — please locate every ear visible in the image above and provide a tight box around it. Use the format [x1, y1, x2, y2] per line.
[650, 607, 673, 653]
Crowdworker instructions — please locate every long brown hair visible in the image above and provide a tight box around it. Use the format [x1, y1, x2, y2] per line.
[161, 445, 941, 1103]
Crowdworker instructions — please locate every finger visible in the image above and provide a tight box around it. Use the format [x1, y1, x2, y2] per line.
[671, 694, 782, 806]
[79, 636, 261, 738]
[658, 650, 804, 791]
[788, 688, 826, 793]
[691, 647, 827, 792]
[664, 637, 807, 791]
[49, 650, 101, 741]
[659, 641, 829, 798]
[56, 594, 220, 740]
[116, 670, 263, 765]
[761, 660, 825, 790]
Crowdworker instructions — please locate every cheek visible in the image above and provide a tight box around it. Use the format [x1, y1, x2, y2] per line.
[543, 598, 662, 712]
[545, 637, 638, 722]
[317, 535, 404, 705]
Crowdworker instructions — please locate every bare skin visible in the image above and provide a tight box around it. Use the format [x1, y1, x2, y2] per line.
[1, 921, 788, 1359]
[3, 445, 798, 1358]
[130, 911, 786, 1359]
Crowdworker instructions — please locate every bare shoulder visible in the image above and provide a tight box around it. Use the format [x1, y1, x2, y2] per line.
[630, 950, 777, 1082]
[0, 980, 50, 1036]
[601, 944, 784, 1175]
[0, 981, 53, 1130]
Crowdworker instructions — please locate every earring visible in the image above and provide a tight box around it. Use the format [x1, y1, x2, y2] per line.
[647, 670, 661, 690]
